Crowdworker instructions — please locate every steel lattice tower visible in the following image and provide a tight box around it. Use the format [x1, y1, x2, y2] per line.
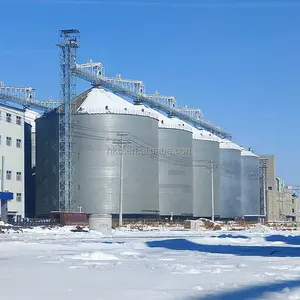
[57, 29, 80, 212]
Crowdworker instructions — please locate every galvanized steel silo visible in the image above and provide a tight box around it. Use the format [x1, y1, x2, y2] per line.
[241, 149, 260, 217]
[192, 130, 221, 218]
[35, 87, 160, 217]
[165, 119, 221, 219]
[73, 88, 159, 216]
[158, 118, 193, 217]
[134, 106, 194, 217]
[219, 141, 242, 219]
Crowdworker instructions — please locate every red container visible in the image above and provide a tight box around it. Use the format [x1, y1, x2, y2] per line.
[50, 211, 88, 226]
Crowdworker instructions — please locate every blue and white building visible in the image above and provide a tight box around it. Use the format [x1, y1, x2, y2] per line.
[0, 104, 40, 219]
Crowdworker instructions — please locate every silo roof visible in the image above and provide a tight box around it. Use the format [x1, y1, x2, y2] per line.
[135, 104, 192, 132]
[193, 129, 221, 142]
[241, 149, 259, 157]
[166, 117, 220, 141]
[220, 140, 243, 150]
[76, 88, 158, 119]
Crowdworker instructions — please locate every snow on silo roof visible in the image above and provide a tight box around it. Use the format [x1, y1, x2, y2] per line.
[220, 140, 243, 151]
[76, 88, 158, 119]
[241, 149, 259, 157]
[135, 104, 192, 132]
[193, 129, 221, 142]
[166, 117, 220, 141]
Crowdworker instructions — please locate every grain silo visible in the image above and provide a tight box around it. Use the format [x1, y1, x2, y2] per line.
[241, 149, 260, 217]
[164, 118, 221, 219]
[219, 140, 242, 219]
[192, 130, 221, 218]
[35, 87, 159, 217]
[135, 105, 193, 218]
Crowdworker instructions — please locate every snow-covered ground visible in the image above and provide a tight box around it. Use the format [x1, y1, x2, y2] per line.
[1, 225, 300, 299]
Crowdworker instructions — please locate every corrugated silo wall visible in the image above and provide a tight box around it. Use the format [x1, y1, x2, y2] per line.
[158, 128, 193, 217]
[73, 113, 159, 216]
[220, 149, 242, 219]
[193, 139, 220, 218]
[241, 155, 260, 216]
[35, 113, 59, 217]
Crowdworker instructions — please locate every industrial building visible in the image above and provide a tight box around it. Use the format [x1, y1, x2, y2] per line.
[0, 104, 39, 220]
[259, 155, 299, 222]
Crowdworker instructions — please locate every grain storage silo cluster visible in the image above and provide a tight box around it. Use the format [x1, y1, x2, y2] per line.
[35, 87, 261, 221]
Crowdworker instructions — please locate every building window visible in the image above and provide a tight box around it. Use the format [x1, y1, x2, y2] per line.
[292, 209, 295, 213]
[292, 199, 294, 204]
[16, 139, 22, 148]
[6, 137, 12, 147]
[16, 172, 22, 181]
[16, 193, 22, 202]
[6, 171, 12, 180]
[16, 116, 22, 125]
[6, 113, 12, 123]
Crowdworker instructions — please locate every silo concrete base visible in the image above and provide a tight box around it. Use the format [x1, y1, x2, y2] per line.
[88, 214, 112, 234]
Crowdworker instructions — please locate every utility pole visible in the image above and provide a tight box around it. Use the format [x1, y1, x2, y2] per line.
[210, 160, 215, 222]
[113, 133, 131, 227]
[195, 160, 217, 222]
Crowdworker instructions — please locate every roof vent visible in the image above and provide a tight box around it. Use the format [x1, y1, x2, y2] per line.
[124, 108, 127, 111]
[105, 105, 109, 110]
[141, 108, 145, 112]
[161, 120, 164, 124]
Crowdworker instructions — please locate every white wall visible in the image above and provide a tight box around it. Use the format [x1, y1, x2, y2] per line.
[0, 105, 25, 217]
[25, 109, 40, 167]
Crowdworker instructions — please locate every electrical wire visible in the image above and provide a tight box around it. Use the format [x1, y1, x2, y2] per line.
[72, 123, 259, 179]
[0, 104, 261, 179]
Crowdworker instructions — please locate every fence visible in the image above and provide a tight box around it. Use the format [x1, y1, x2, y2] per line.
[8, 218, 60, 227]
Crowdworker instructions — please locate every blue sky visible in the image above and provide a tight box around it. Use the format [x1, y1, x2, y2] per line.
[1, 0, 300, 184]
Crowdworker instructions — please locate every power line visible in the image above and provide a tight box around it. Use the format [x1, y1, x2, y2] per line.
[73, 124, 233, 172]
